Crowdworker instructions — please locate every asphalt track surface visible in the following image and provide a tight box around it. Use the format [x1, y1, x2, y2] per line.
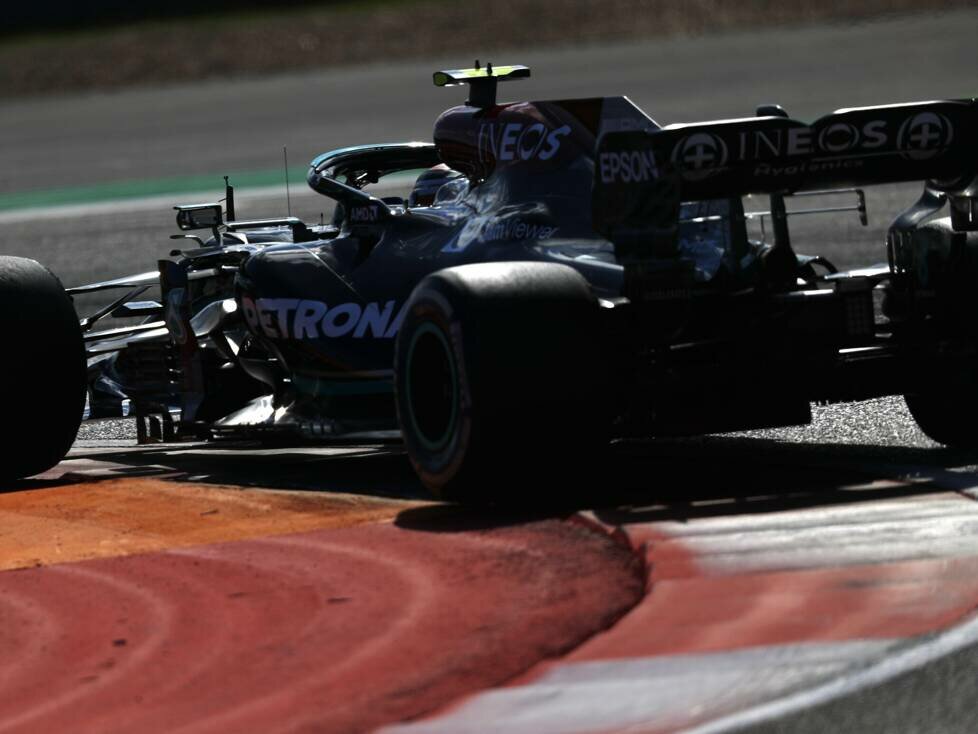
[14, 435, 978, 733]
[3, 8, 978, 733]
[1, 9, 976, 197]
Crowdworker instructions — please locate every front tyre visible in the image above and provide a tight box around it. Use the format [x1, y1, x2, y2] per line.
[394, 262, 609, 503]
[0, 256, 86, 481]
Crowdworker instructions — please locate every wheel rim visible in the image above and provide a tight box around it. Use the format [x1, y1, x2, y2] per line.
[405, 321, 459, 452]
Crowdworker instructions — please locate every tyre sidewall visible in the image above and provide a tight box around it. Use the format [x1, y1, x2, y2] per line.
[394, 262, 610, 503]
[395, 284, 475, 493]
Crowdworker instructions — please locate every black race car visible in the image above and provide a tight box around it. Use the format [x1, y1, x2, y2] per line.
[3, 64, 977, 501]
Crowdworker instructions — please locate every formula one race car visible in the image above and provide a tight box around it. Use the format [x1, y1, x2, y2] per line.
[3, 64, 977, 501]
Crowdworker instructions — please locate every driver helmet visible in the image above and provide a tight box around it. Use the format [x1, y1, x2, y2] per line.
[409, 164, 466, 207]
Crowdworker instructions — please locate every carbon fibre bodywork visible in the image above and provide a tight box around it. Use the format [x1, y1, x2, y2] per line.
[78, 66, 978, 453]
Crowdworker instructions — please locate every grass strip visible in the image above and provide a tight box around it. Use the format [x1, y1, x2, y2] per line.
[0, 168, 307, 212]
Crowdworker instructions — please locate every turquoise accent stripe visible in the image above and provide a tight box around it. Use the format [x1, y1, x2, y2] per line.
[0, 167, 308, 213]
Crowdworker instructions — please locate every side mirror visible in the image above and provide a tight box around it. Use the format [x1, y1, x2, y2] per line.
[175, 203, 223, 231]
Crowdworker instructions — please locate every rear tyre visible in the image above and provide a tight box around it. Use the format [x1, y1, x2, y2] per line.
[901, 220, 978, 448]
[394, 262, 610, 504]
[905, 385, 978, 448]
[0, 256, 86, 481]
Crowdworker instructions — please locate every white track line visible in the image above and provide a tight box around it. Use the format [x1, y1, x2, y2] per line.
[684, 599, 978, 733]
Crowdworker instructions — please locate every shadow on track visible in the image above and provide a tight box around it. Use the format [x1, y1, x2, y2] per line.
[398, 435, 976, 531]
[17, 433, 978, 531]
[587, 436, 977, 525]
[40, 441, 427, 499]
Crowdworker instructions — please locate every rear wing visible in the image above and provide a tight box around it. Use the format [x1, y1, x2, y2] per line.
[594, 98, 978, 250]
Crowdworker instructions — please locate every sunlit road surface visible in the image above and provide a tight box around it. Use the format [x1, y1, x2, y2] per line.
[385, 438, 978, 734]
[7, 424, 978, 732]
[0, 446, 643, 734]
